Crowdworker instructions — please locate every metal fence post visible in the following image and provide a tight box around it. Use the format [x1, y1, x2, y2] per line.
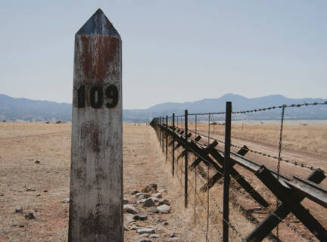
[223, 102, 232, 242]
[161, 117, 164, 152]
[159, 116, 162, 146]
[185, 109, 189, 208]
[166, 115, 168, 161]
[172, 113, 175, 176]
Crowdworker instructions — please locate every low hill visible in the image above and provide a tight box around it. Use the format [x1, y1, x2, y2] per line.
[0, 94, 71, 122]
[0, 93, 326, 122]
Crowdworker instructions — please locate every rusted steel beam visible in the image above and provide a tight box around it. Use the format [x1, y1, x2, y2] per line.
[249, 167, 327, 242]
[190, 140, 218, 169]
[200, 172, 223, 192]
[208, 148, 269, 207]
[195, 135, 202, 141]
[188, 141, 222, 171]
[69, 9, 123, 242]
[229, 152, 261, 173]
[286, 175, 327, 208]
[170, 129, 218, 170]
[171, 133, 191, 149]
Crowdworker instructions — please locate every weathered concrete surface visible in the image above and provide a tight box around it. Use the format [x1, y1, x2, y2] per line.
[69, 9, 123, 242]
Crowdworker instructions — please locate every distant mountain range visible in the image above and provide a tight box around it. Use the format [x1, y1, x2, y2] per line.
[0, 94, 71, 122]
[0, 93, 326, 122]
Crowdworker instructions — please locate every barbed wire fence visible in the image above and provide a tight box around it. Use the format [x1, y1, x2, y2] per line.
[150, 101, 327, 242]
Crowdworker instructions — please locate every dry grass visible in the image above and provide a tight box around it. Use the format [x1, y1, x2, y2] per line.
[0, 122, 326, 242]
[0, 122, 71, 242]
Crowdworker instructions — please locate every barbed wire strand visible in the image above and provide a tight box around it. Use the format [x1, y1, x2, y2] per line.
[167, 101, 327, 119]
[232, 101, 327, 114]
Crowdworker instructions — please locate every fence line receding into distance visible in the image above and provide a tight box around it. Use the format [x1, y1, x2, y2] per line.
[150, 101, 327, 242]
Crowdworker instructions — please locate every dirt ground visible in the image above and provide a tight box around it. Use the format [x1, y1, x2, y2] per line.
[0, 123, 200, 242]
[0, 122, 326, 242]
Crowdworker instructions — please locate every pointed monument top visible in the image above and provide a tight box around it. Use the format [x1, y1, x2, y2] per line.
[76, 8, 120, 39]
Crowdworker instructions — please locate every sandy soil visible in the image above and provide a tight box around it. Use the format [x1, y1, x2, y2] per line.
[0, 123, 199, 242]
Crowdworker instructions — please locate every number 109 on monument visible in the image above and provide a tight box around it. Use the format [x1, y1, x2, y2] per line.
[76, 84, 119, 109]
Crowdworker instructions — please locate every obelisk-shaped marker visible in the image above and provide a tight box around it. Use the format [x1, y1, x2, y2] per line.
[69, 9, 123, 242]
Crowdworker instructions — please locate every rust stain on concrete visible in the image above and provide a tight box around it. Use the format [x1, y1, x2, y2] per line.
[80, 36, 119, 82]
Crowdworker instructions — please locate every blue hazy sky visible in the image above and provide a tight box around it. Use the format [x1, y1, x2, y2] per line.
[1, 0, 326, 109]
